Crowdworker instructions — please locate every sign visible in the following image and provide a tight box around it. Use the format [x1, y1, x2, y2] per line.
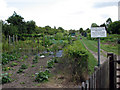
[91, 27, 107, 38]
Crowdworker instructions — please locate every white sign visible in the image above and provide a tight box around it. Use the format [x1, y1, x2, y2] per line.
[91, 27, 107, 38]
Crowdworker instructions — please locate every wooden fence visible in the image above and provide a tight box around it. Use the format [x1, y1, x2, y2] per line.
[81, 53, 120, 89]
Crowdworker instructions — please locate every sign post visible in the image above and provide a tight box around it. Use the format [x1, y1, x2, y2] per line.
[98, 37, 100, 67]
[91, 27, 107, 67]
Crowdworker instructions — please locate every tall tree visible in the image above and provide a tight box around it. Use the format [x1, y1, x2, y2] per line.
[108, 21, 120, 34]
[91, 23, 99, 27]
[79, 28, 83, 33]
[26, 20, 36, 34]
[6, 11, 24, 26]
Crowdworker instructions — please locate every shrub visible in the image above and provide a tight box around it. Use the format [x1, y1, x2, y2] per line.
[63, 40, 88, 82]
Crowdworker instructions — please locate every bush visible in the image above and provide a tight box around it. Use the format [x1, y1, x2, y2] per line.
[63, 40, 88, 82]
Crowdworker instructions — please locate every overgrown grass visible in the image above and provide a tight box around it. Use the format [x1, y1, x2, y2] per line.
[82, 37, 98, 52]
[82, 35, 119, 55]
[79, 39, 97, 75]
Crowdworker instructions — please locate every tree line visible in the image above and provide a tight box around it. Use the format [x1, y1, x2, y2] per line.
[2, 11, 65, 38]
[2, 11, 120, 38]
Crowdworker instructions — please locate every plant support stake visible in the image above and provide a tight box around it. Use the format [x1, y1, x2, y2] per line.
[98, 37, 100, 67]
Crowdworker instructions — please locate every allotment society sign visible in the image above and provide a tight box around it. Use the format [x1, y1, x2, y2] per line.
[91, 27, 107, 38]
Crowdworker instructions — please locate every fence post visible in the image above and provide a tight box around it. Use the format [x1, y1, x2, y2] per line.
[9, 35, 11, 44]
[82, 82, 85, 90]
[94, 66, 98, 90]
[108, 53, 116, 90]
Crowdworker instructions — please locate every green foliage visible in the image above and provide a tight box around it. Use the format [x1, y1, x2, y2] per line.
[91, 23, 99, 27]
[2, 67, 11, 71]
[0, 73, 12, 84]
[2, 53, 17, 65]
[47, 59, 54, 68]
[10, 62, 18, 67]
[35, 69, 50, 82]
[32, 55, 38, 64]
[17, 69, 24, 73]
[108, 21, 120, 34]
[79, 28, 83, 33]
[54, 33, 64, 40]
[63, 40, 88, 82]
[20, 64, 28, 69]
[52, 57, 58, 63]
[17, 64, 28, 73]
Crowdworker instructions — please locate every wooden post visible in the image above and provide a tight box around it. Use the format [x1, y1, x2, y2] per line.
[38, 38, 39, 53]
[94, 66, 98, 90]
[85, 80, 89, 90]
[108, 53, 116, 90]
[9, 35, 11, 44]
[13, 35, 14, 43]
[16, 35, 18, 42]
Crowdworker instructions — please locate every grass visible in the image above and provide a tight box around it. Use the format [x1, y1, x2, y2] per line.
[79, 40, 97, 75]
[82, 37, 98, 52]
[82, 35, 119, 55]
[101, 43, 118, 55]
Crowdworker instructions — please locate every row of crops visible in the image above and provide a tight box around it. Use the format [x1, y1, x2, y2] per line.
[1, 32, 97, 86]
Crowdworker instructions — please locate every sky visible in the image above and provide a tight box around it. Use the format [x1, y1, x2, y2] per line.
[0, 0, 119, 30]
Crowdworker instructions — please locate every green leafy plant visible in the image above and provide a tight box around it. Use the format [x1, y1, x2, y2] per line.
[31, 65, 36, 67]
[10, 62, 18, 67]
[53, 57, 58, 63]
[23, 55, 28, 60]
[47, 59, 54, 68]
[17, 64, 27, 73]
[35, 69, 50, 82]
[2, 53, 17, 65]
[2, 67, 11, 71]
[17, 69, 24, 73]
[20, 64, 28, 69]
[32, 55, 38, 64]
[0, 73, 12, 84]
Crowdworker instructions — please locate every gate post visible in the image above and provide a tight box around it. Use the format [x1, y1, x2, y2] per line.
[107, 53, 116, 90]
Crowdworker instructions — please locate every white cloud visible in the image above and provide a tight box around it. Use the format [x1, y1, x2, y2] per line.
[0, 0, 119, 30]
[0, 0, 19, 20]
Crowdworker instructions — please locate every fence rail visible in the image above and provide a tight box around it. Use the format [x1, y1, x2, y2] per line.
[81, 53, 120, 89]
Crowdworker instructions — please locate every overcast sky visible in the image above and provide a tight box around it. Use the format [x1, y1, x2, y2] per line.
[0, 0, 119, 30]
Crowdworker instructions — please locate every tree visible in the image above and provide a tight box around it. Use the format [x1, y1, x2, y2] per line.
[86, 28, 90, 33]
[26, 20, 36, 34]
[6, 11, 26, 34]
[91, 23, 99, 27]
[108, 21, 120, 34]
[58, 27, 64, 33]
[79, 28, 83, 33]
[106, 18, 112, 25]
[6, 11, 24, 26]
